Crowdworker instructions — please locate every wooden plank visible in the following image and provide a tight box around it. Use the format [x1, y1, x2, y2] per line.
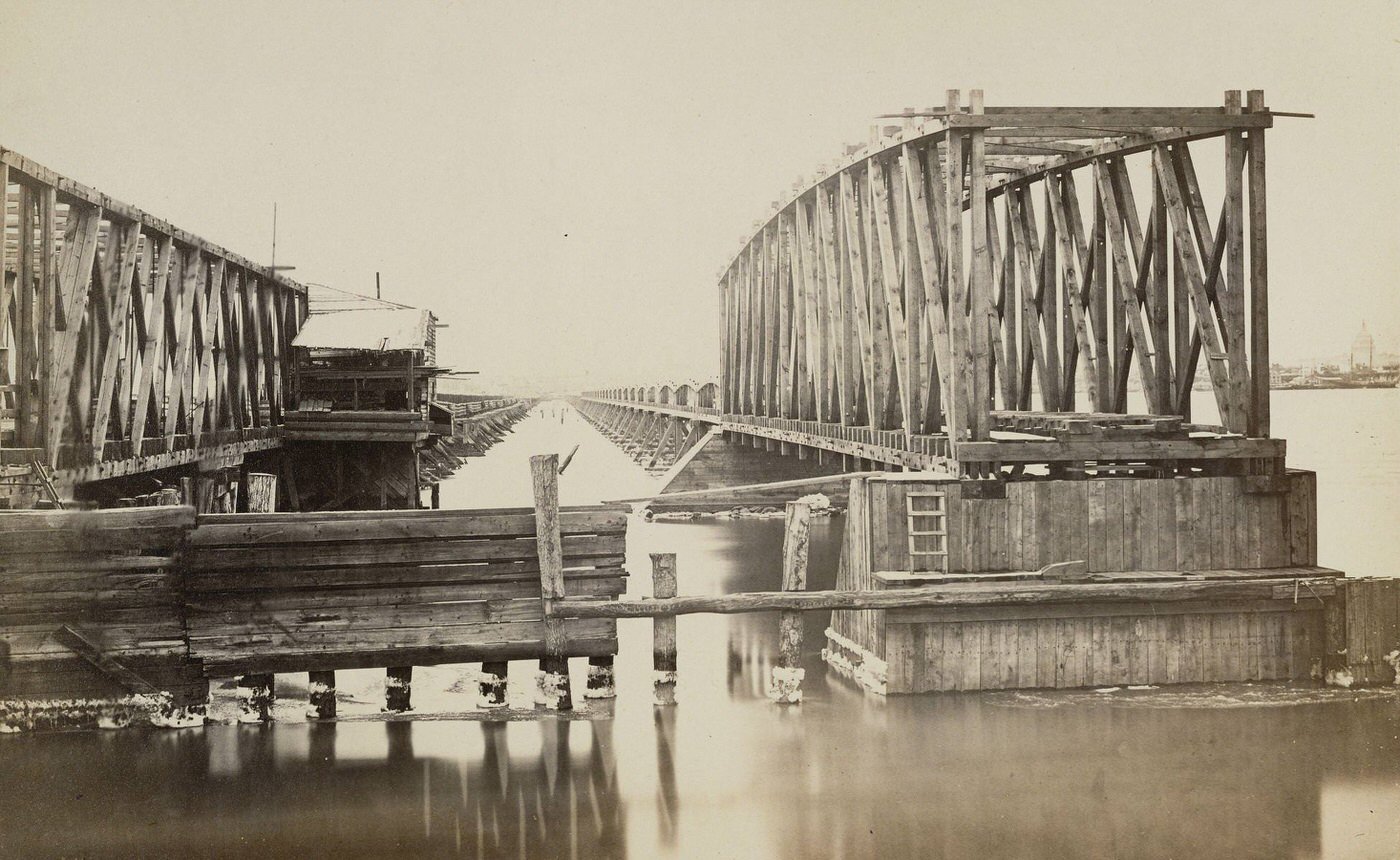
[954, 437, 1284, 463]
[869, 161, 914, 432]
[183, 576, 625, 616]
[1032, 616, 1054, 688]
[1103, 479, 1123, 571]
[887, 599, 1325, 625]
[1087, 479, 1107, 572]
[941, 621, 963, 691]
[193, 625, 619, 677]
[1123, 479, 1142, 571]
[183, 532, 625, 574]
[190, 508, 625, 546]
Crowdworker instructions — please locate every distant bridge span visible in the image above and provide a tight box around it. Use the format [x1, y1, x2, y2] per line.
[583, 90, 1291, 480]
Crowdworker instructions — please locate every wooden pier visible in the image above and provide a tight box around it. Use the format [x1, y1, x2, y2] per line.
[0, 495, 627, 729]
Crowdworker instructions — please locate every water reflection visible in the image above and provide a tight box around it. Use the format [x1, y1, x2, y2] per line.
[0, 719, 632, 858]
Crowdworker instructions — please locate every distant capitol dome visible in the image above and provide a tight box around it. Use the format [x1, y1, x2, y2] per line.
[1351, 321, 1374, 370]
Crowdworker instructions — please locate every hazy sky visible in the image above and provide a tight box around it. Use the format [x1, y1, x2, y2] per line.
[2, 1, 1396, 392]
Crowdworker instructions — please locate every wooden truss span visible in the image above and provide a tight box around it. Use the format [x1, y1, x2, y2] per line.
[586, 91, 1288, 477]
[1, 147, 307, 490]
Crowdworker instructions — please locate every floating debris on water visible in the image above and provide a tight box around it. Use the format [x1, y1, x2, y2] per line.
[988, 682, 1400, 710]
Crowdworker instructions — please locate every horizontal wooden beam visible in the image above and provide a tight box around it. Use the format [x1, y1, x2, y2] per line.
[608, 471, 883, 504]
[955, 437, 1284, 463]
[947, 111, 1272, 129]
[549, 575, 1337, 618]
[53, 434, 280, 490]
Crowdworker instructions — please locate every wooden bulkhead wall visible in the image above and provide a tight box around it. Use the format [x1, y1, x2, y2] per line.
[830, 472, 1333, 694]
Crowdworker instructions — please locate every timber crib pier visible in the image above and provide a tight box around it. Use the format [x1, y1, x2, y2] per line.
[0, 476, 628, 730]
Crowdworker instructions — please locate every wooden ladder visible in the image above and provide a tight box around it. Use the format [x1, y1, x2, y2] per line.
[905, 490, 948, 572]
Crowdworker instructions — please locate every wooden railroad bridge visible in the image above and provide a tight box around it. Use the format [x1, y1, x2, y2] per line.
[569, 92, 1390, 695]
[579, 90, 1291, 490]
[3, 90, 1397, 728]
[0, 148, 526, 508]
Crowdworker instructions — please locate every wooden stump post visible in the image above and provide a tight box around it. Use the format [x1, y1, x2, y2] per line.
[585, 655, 616, 699]
[237, 673, 275, 723]
[385, 666, 413, 712]
[308, 670, 336, 719]
[244, 473, 277, 513]
[652, 552, 678, 705]
[478, 661, 508, 707]
[769, 501, 811, 703]
[531, 453, 572, 710]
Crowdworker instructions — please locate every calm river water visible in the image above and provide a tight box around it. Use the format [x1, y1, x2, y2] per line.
[0, 391, 1396, 858]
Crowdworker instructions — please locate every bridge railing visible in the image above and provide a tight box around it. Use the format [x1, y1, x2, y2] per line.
[1, 148, 307, 488]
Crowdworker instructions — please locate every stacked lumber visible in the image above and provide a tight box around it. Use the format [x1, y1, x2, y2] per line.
[283, 409, 431, 442]
[180, 505, 628, 676]
[0, 507, 207, 706]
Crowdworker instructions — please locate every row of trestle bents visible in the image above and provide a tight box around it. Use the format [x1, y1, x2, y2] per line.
[574, 399, 712, 472]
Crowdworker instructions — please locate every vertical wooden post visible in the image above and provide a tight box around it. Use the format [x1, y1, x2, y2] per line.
[1322, 585, 1349, 685]
[36, 187, 54, 452]
[1224, 90, 1250, 435]
[769, 501, 811, 703]
[531, 453, 572, 710]
[234, 463, 250, 512]
[236, 468, 278, 718]
[967, 89, 992, 440]
[430, 482, 441, 509]
[15, 185, 33, 447]
[308, 670, 336, 719]
[1245, 89, 1270, 438]
[585, 655, 616, 699]
[943, 89, 968, 447]
[237, 673, 274, 723]
[478, 661, 508, 708]
[244, 472, 277, 513]
[384, 666, 412, 712]
[652, 552, 678, 705]
[194, 473, 219, 513]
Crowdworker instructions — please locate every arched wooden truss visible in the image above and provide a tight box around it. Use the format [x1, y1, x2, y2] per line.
[586, 91, 1291, 476]
[1, 149, 306, 488]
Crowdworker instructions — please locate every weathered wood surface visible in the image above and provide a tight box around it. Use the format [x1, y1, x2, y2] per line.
[1, 503, 629, 703]
[770, 501, 812, 703]
[1339, 578, 1400, 686]
[531, 453, 572, 710]
[831, 477, 883, 658]
[864, 472, 1315, 575]
[651, 552, 678, 705]
[882, 606, 1325, 693]
[182, 505, 627, 677]
[551, 573, 1337, 618]
[0, 507, 206, 705]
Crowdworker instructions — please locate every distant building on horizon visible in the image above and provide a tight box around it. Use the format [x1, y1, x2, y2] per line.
[1350, 321, 1375, 370]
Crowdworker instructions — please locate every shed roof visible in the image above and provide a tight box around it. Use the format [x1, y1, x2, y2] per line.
[293, 308, 433, 352]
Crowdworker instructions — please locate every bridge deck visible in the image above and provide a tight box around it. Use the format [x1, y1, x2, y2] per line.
[577, 396, 1283, 476]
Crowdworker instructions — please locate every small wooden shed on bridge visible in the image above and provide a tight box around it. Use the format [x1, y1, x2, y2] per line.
[282, 304, 447, 510]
